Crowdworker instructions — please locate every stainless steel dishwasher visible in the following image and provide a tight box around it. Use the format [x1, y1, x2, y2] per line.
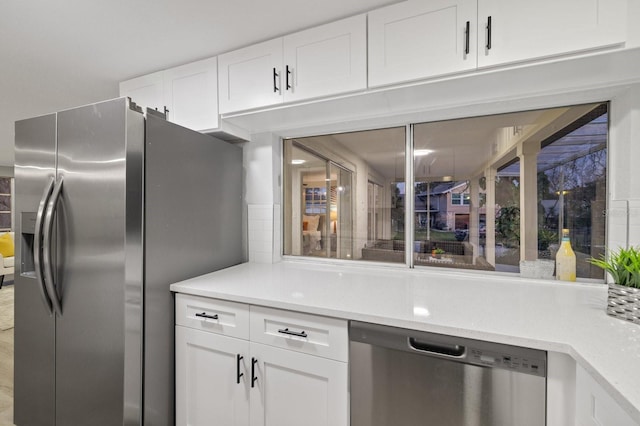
[350, 321, 547, 426]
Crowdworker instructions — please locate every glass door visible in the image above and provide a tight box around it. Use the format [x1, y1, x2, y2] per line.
[330, 164, 353, 260]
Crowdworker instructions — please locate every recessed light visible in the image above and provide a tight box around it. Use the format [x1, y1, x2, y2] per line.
[291, 159, 306, 165]
[414, 149, 433, 156]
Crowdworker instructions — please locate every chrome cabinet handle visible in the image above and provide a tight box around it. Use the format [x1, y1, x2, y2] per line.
[195, 312, 218, 320]
[34, 178, 55, 314]
[236, 354, 244, 384]
[277, 328, 308, 338]
[251, 357, 258, 388]
[43, 177, 64, 316]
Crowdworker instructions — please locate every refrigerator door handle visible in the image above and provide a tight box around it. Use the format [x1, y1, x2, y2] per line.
[34, 177, 55, 314]
[43, 177, 64, 316]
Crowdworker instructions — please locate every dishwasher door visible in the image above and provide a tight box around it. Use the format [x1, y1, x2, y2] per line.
[350, 322, 547, 426]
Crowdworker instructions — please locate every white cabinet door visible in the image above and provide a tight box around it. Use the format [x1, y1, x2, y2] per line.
[219, 15, 366, 114]
[249, 342, 348, 426]
[218, 39, 284, 114]
[283, 14, 367, 102]
[368, 0, 477, 87]
[176, 326, 250, 426]
[163, 57, 219, 132]
[477, 0, 627, 68]
[575, 365, 637, 426]
[119, 71, 164, 112]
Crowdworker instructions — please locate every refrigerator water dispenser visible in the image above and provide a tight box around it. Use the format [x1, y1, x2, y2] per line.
[20, 211, 36, 278]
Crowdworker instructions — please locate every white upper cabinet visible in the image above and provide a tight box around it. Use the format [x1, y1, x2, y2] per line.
[120, 57, 246, 137]
[218, 14, 367, 114]
[368, 0, 478, 88]
[163, 57, 219, 132]
[218, 38, 284, 114]
[477, 0, 627, 67]
[368, 0, 626, 87]
[119, 71, 164, 113]
[283, 14, 366, 103]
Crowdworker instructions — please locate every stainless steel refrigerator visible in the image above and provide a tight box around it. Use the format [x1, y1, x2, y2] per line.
[13, 97, 243, 426]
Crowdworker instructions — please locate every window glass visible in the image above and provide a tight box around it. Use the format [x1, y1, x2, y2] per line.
[283, 102, 607, 280]
[283, 127, 406, 262]
[0, 177, 11, 232]
[413, 103, 607, 278]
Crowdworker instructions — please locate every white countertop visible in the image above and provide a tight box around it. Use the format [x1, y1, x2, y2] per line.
[170, 260, 640, 422]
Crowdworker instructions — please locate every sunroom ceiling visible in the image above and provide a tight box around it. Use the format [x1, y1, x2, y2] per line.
[313, 103, 606, 182]
[501, 106, 608, 177]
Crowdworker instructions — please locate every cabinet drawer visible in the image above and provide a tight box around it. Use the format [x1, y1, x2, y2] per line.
[175, 294, 249, 340]
[249, 306, 348, 362]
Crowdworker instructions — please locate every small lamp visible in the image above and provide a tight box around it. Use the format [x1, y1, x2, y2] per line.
[330, 210, 337, 233]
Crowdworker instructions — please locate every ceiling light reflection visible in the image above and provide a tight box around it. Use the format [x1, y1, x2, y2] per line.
[413, 306, 430, 317]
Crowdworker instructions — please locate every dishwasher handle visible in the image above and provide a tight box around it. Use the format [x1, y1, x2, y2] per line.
[408, 337, 466, 358]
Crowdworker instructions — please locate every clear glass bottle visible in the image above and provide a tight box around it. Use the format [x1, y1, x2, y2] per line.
[556, 228, 576, 281]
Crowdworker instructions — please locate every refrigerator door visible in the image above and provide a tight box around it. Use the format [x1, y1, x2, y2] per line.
[53, 98, 145, 425]
[14, 114, 57, 426]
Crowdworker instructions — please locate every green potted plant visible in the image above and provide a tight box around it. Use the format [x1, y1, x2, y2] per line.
[431, 248, 446, 259]
[588, 246, 640, 324]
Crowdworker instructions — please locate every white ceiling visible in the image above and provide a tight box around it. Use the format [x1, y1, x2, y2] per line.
[0, 0, 401, 167]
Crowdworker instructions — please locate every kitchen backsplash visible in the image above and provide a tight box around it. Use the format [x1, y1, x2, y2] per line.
[248, 204, 280, 263]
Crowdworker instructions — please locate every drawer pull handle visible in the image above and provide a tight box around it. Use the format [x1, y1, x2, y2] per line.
[251, 357, 258, 388]
[195, 312, 218, 320]
[236, 354, 244, 384]
[278, 328, 308, 338]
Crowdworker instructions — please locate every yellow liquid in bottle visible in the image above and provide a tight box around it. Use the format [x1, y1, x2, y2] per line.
[556, 229, 576, 282]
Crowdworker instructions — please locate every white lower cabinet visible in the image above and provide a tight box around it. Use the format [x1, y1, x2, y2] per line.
[575, 364, 637, 426]
[175, 294, 348, 426]
[250, 342, 348, 426]
[176, 326, 250, 426]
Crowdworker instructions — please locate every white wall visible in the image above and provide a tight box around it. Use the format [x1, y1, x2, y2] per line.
[610, 85, 640, 248]
[243, 132, 282, 262]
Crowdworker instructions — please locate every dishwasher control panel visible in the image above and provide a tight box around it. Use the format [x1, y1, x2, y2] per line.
[470, 348, 546, 377]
